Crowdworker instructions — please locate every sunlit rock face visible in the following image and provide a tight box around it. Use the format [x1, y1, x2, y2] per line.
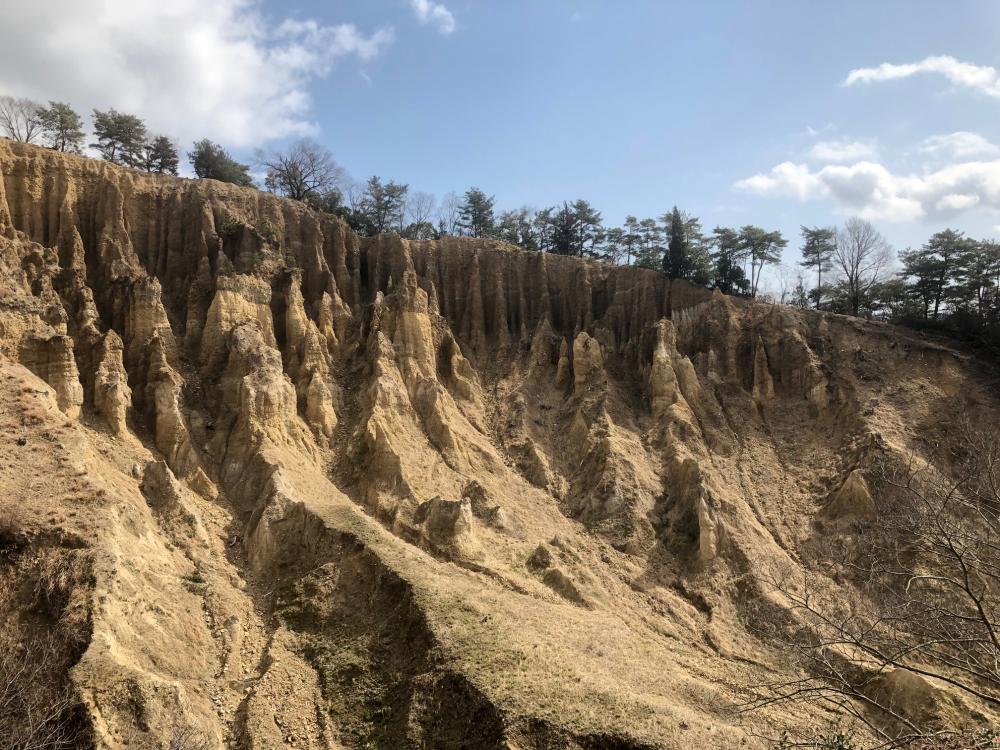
[0, 140, 995, 749]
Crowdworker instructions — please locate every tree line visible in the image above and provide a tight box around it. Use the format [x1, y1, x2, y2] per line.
[0, 95, 791, 296]
[3, 95, 999, 354]
[327, 182, 793, 301]
[0, 95, 818, 303]
[0, 95, 258, 184]
[336, 183, 1000, 353]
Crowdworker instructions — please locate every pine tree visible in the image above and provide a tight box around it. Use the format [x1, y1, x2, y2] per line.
[91, 109, 147, 167]
[684, 215, 713, 286]
[143, 136, 179, 175]
[738, 225, 787, 297]
[602, 227, 627, 264]
[710, 226, 750, 295]
[900, 229, 975, 320]
[959, 240, 1000, 319]
[360, 176, 408, 234]
[663, 207, 689, 278]
[898, 247, 941, 319]
[623, 216, 641, 266]
[189, 139, 254, 186]
[533, 207, 554, 252]
[634, 218, 664, 269]
[661, 207, 712, 284]
[799, 226, 836, 309]
[496, 207, 539, 250]
[572, 199, 603, 258]
[36, 102, 85, 153]
[458, 188, 496, 238]
[547, 202, 579, 255]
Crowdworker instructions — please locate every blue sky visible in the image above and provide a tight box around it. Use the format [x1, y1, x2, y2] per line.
[5, 1, 1000, 280]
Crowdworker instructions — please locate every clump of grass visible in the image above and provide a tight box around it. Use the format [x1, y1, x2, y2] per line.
[18, 391, 46, 425]
[32, 550, 93, 624]
[168, 724, 212, 750]
[259, 217, 279, 243]
[182, 569, 207, 593]
[0, 507, 24, 553]
[217, 214, 244, 238]
[243, 248, 265, 269]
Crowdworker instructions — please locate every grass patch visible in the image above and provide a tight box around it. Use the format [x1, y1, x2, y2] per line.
[217, 214, 244, 238]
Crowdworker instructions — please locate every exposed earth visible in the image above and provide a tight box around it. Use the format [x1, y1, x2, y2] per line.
[1, 141, 996, 749]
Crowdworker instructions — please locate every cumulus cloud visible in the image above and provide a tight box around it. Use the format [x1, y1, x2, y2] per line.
[734, 158, 1000, 222]
[920, 132, 1000, 159]
[0, 0, 394, 148]
[809, 139, 878, 162]
[844, 55, 1000, 98]
[410, 0, 456, 34]
[736, 162, 820, 202]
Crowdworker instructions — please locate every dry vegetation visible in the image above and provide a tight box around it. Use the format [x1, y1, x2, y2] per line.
[0, 529, 92, 750]
[745, 418, 1000, 748]
[0, 636, 88, 750]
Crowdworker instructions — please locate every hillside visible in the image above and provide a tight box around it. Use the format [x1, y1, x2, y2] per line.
[1, 140, 997, 749]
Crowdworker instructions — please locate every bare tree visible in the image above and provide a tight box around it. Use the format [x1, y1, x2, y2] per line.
[833, 218, 893, 317]
[257, 138, 345, 203]
[406, 191, 436, 228]
[344, 179, 367, 213]
[437, 191, 461, 236]
[0, 96, 43, 143]
[745, 418, 1000, 747]
[771, 264, 794, 305]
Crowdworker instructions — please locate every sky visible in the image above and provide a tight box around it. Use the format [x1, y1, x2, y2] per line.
[4, 0, 1000, 284]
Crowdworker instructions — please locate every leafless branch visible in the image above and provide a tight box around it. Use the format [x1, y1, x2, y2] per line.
[744, 417, 1000, 747]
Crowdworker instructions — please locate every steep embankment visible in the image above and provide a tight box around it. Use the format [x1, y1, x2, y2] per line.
[1, 140, 996, 749]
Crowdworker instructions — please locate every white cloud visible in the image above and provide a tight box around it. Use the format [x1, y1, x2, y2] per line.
[410, 0, 456, 35]
[736, 162, 820, 202]
[844, 55, 1000, 98]
[0, 0, 394, 148]
[920, 132, 1000, 159]
[935, 193, 980, 211]
[809, 139, 878, 162]
[805, 123, 835, 137]
[735, 158, 1000, 222]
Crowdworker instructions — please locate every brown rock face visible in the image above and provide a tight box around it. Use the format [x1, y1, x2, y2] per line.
[413, 496, 481, 559]
[145, 333, 197, 476]
[18, 332, 84, 417]
[93, 330, 130, 433]
[1, 141, 997, 749]
[824, 467, 876, 519]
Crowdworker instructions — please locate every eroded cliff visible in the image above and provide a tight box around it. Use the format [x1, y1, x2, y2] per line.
[1, 140, 996, 749]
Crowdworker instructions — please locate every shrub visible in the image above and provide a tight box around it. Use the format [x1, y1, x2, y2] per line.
[217, 214, 244, 238]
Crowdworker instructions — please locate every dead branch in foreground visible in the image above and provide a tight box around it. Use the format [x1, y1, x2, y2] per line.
[0, 634, 86, 750]
[743, 419, 1000, 748]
